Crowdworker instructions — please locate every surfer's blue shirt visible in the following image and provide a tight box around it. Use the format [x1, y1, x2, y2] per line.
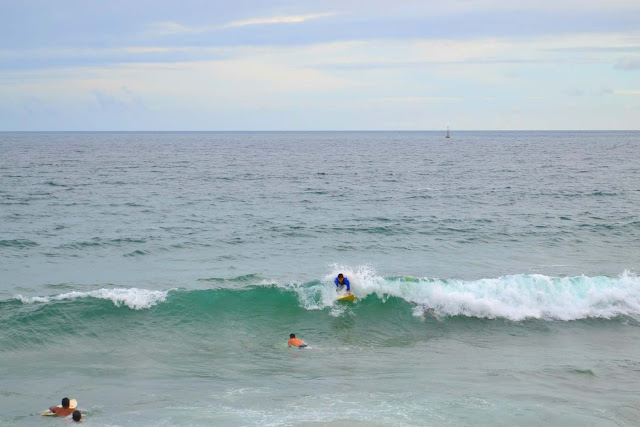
[334, 277, 350, 291]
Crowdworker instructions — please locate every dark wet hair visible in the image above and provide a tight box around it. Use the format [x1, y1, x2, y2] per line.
[338, 274, 344, 278]
[290, 333, 295, 338]
[72, 410, 81, 422]
[62, 397, 70, 408]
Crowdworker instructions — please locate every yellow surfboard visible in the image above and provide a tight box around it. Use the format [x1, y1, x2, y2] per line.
[337, 294, 355, 302]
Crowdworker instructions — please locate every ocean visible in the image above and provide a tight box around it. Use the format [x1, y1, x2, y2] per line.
[1, 131, 639, 426]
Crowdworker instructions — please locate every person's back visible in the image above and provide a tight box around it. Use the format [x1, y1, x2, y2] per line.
[49, 397, 76, 417]
[288, 333, 307, 348]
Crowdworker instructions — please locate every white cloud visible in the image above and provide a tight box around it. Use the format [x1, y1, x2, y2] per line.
[143, 31, 627, 78]
[147, 12, 337, 36]
[0, 58, 358, 111]
[218, 13, 336, 29]
[320, 0, 640, 19]
[2, 30, 639, 75]
[3, 30, 639, 105]
[566, 88, 585, 97]
[2, 28, 640, 130]
[375, 96, 462, 102]
[614, 90, 640, 95]
[407, 0, 640, 13]
[615, 57, 640, 70]
[150, 21, 206, 35]
[482, 0, 639, 12]
[122, 46, 174, 54]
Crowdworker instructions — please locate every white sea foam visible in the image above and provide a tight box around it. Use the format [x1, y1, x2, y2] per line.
[15, 288, 169, 310]
[295, 265, 640, 321]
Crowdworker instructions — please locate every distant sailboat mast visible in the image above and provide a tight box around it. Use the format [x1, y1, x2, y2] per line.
[446, 126, 451, 139]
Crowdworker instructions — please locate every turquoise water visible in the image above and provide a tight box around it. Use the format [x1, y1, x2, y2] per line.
[1, 131, 640, 425]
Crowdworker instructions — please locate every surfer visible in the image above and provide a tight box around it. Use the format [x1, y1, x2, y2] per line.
[47, 397, 76, 417]
[288, 333, 307, 348]
[334, 273, 351, 295]
[419, 307, 441, 322]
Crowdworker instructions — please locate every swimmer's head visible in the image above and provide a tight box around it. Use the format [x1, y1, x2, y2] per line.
[61, 398, 70, 408]
[72, 410, 81, 422]
[290, 333, 296, 338]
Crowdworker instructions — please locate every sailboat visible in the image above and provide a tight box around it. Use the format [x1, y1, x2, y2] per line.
[445, 126, 451, 139]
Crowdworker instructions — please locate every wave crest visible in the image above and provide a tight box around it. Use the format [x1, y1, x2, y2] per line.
[9, 270, 640, 321]
[288, 266, 640, 321]
[15, 288, 168, 310]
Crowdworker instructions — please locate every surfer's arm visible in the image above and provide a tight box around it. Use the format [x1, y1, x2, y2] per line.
[345, 278, 351, 292]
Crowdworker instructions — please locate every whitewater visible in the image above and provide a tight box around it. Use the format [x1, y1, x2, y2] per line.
[12, 269, 640, 320]
[1, 131, 640, 426]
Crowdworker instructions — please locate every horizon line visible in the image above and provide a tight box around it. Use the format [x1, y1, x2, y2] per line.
[1, 129, 639, 133]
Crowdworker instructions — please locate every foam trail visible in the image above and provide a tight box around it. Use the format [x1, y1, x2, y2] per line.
[9, 270, 640, 320]
[415, 272, 640, 321]
[295, 266, 640, 321]
[15, 288, 168, 310]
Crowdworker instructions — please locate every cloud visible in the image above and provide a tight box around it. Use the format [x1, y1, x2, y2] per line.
[614, 90, 640, 95]
[218, 13, 336, 29]
[278, 32, 640, 71]
[566, 88, 585, 97]
[122, 46, 174, 54]
[93, 89, 129, 112]
[614, 57, 640, 70]
[2, 23, 640, 130]
[314, 0, 640, 17]
[0, 57, 358, 112]
[2, 26, 639, 74]
[440, 0, 640, 13]
[375, 96, 462, 102]
[148, 12, 338, 36]
[150, 21, 206, 35]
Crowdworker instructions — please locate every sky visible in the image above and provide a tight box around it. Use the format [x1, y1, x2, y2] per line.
[1, 0, 639, 130]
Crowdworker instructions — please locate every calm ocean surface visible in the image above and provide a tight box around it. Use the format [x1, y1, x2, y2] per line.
[1, 131, 639, 426]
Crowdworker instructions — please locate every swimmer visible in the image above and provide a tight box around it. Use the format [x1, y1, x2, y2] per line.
[48, 397, 77, 417]
[419, 308, 441, 322]
[72, 410, 82, 422]
[288, 333, 307, 348]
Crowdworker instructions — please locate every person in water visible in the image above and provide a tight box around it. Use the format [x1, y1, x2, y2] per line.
[72, 410, 82, 422]
[48, 397, 76, 417]
[334, 273, 351, 295]
[419, 308, 441, 323]
[288, 333, 307, 348]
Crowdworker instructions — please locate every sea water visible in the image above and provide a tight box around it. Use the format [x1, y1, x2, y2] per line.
[1, 131, 639, 426]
